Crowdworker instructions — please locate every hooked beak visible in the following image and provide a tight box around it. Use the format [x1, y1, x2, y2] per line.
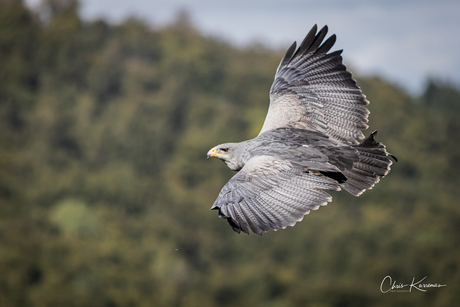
[207, 147, 217, 159]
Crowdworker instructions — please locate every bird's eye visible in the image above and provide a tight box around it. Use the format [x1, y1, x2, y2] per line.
[221, 148, 229, 153]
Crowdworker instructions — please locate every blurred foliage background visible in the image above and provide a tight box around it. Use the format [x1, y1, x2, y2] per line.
[1, 0, 459, 306]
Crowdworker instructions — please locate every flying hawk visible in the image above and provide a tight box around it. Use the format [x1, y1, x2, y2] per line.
[207, 25, 396, 235]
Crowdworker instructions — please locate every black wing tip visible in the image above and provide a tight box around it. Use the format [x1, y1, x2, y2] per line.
[279, 41, 297, 68]
[306, 24, 329, 53]
[292, 24, 319, 59]
[227, 218, 243, 234]
[224, 215, 264, 235]
[281, 24, 338, 68]
[319, 24, 328, 34]
[228, 217, 264, 235]
[315, 33, 336, 55]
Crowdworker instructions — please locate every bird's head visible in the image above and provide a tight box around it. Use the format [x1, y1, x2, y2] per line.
[207, 143, 243, 171]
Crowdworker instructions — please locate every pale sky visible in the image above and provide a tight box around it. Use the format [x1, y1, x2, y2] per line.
[26, 0, 460, 94]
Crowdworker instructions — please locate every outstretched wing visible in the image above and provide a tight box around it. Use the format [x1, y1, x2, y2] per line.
[259, 25, 369, 145]
[210, 155, 341, 235]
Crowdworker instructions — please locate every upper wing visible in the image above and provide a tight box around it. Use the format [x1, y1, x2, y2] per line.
[210, 155, 341, 235]
[259, 25, 369, 145]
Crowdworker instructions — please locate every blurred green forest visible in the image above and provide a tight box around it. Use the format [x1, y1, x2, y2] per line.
[1, 0, 459, 306]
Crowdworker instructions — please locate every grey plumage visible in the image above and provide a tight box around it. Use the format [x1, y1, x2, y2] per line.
[207, 25, 396, 235]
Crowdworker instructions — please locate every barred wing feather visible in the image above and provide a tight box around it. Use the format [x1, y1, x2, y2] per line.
[210, 155, 341, 235]
[260, 25, 369, 145]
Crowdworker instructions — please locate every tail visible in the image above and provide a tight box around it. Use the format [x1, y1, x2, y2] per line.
[341, 131, 397, 196]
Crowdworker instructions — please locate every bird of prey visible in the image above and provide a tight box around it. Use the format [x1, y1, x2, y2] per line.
[207, 25, 396, 235]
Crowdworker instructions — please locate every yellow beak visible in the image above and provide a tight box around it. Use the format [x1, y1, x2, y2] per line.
[207, 147, 218, 159]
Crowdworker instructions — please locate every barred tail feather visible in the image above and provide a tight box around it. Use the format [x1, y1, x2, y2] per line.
[341, 131, 395, 196]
